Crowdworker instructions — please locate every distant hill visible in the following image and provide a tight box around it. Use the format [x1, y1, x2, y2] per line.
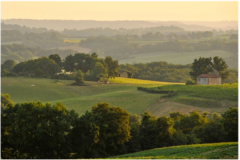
[2, 19, 237, 31]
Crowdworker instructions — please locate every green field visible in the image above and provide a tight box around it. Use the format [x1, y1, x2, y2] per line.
[112, 142, 238, 159]
[2, 77, 237, 116]
[137, 84, 238, 116]
[2, 77, 180, 115]
[118, 50, 234, 65]
[159, 83, 238, 101]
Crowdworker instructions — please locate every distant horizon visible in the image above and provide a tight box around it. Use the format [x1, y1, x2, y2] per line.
[1, 19, 238, 22]
[1, 1, 238, 21]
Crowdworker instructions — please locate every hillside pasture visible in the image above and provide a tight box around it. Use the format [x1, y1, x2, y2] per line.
[112, 142, 238, 159]
[2, 77, 237, 116]
[2, 77, 169, 115]
[138, 83, 238, 116]
[147, 97, 237, 117]
[118, 50, 234, 65]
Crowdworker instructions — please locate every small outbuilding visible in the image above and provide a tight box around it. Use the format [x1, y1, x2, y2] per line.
[118, 71, 128, 78]
[197, 71, 221, 85]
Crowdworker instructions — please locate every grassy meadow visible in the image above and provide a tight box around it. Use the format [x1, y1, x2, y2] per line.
[2, 77, 237, 116]
[140, 84, 238, 116]
[112, 142, 238, 159]
[2, 77, 180, 115]
[118, 50, 234, 65]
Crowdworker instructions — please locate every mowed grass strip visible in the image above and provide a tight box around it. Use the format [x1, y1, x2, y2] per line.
[111, 142, 238, 159]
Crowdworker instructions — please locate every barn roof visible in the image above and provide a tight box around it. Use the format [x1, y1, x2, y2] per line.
[197, 74, 221, 78]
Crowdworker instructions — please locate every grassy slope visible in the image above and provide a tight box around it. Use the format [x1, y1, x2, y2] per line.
[2, 77, 179, 115]
[112, 142, 238, 159]
[2, 77, 236, 116]
[118, 50, 233, 65]
[146, 84, 238, 116]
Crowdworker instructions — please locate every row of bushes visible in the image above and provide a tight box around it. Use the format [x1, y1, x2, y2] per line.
[137, 86, 174, 94]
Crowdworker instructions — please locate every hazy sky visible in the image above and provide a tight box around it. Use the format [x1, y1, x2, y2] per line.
[1, 1, 238, 21]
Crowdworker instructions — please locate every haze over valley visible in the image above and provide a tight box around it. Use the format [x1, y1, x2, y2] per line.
[1, 1, 238, 159]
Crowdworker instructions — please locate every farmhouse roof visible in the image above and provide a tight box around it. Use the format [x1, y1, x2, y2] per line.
[197, 74, 221, 78]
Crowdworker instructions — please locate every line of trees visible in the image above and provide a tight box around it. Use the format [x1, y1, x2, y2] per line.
[1, 44, 76, 64]
[2, 30, 71, 49]
[1, 52, 119, 81]
[79, 35, 238, 60]
[1, 94, 238, 159]
[190, 56, 229, 81]
[119, 60, 237, 83]
[2, 54, 238, 83]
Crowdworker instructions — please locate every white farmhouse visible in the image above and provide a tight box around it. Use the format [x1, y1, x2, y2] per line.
[197, 71, 221, 85]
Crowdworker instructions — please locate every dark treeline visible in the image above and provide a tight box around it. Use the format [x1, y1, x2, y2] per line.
[62, 26, 185, 37]
[63, 28, 238, 38]
[2, 30, 71, 48]
[2, 52, 238, 83]
[1, 94, 238, 159]
[2, 23, 49, 33]
[119, 61, 238, 83]
[120, 62, 192, 82]
[79, 35, 238, 61]
[1, 44, 76, 63]
[2, 22, 238, 37]
[2, 52, 119, 82]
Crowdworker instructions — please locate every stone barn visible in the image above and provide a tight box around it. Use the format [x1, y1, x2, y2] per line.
[197, 71, 221, 85]
[118, 71, 128, 78]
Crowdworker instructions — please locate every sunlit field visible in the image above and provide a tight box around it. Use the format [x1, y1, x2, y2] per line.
[112, 142, 238, 159]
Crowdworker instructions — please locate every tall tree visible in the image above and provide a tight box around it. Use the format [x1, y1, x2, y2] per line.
[222, 107, 238, 142]
[91, 103, 131, 157]
[189, 57, 213, 80]
[157, 116, 175, 147]
[1, 101, 78, 159]
[139, 111, 158, 150]
[13, 57, 60, 77]
[125, 114, 141, 153]
[48, 54, 62, 67]
[212, 56, 229, 80]
[1, 93, 14, 109]
[104, 56, 119, 79]
[64, 54, 76, 72]
[70, 111, 100, 158]
[74, 70, 84, 85]
[190, 56, 229, 81]
[1, 60, 16, 72]
[92, 62, 108, 80]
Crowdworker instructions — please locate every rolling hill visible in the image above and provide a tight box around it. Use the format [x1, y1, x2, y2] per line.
[111, 142, 238, 159]
[2, 77, 236, 117]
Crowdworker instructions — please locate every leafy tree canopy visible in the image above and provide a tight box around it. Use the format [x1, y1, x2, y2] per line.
[190, 56, 229, 81]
